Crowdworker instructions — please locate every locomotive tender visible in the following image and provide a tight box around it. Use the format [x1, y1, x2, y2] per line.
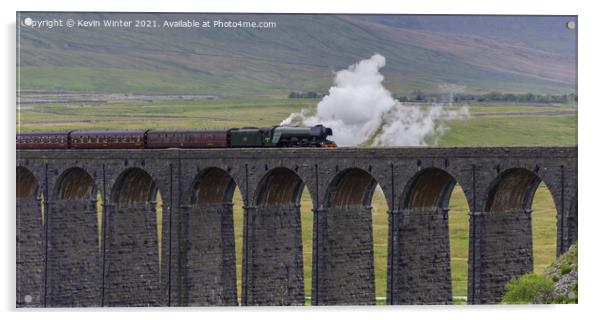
[16, 125, 336, 149]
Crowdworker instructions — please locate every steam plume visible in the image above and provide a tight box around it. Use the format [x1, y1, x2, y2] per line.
[281, 54, 469, 147]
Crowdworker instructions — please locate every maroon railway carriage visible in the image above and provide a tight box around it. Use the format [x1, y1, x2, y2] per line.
[146, 129, 229, 148]
[16, 125, 336, 149]
[69, 130, 146, 149]
[16, 131, 70, 149]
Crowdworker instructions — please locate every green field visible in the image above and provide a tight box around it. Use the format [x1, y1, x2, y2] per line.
[17, 97, 576, 302]
[17, 100, 577, 147]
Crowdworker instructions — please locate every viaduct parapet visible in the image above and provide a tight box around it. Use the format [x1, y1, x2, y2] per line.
[16, 147, 577, 306]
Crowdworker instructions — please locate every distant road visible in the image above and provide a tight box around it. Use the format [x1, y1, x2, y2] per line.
[17, 110, 577, 126]
[471, 110, 577, 117]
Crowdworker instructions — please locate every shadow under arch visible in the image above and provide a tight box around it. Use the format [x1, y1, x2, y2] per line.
[190, 167, 237, 205]
[46, 167, 101, 307]
[315, 168, 380, 305]
[178, 167, 238, 306]
[243, 167, 307, 306]
[401, 167, 464, 209]
[390, 167, 469, 305]
[104, 167, 166, 307]
[17, 166, 39, 199]
[472, 167, 558, 304]
[54, 167, 96, 201]
[485, 168, 543, 213]
[254, 167, 305, 206]
[111, 167, 158, 205]
[16, 166, 44, 307]
[325, 168, 377, 209]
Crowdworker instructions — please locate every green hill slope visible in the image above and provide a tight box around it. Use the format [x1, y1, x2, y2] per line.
[17, 13, 576, 96]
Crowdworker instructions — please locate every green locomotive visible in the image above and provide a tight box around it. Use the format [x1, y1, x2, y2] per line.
[229, 125, 336, 148]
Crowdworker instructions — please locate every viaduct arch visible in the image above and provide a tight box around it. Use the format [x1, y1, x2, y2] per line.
[16, 147, 577, 307]
[314, 168, 379, 305]
[468, 167, 563, 304]
[387, 168, 465, 304]
[178, 167, 238, 306]
[46, 167, 100, 307]
[244, 167, 307, 305]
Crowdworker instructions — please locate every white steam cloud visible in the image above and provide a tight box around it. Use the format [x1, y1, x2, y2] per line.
[281, 54, 469, 147]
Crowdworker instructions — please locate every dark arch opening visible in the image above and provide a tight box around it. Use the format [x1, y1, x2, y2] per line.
[402, 168, 458, 209]
[486, 168, 542, 212]
[17, 166, 38, 198]
[326, 168, 377, 208]
[55, 167, 95, 200]
[191, 168, 236, 205]
[112, 168, 157, 205]
[255, 167, 304, 206]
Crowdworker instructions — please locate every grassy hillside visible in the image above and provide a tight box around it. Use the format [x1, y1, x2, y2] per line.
[17, 13, 576, 96]
[357, 15, 577, 56]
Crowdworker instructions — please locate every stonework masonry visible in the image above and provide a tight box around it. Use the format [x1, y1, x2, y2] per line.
[16, 147, 577, 307]
[389, 207, 452, 304]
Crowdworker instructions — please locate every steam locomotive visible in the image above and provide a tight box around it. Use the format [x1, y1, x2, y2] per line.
[16, 125, 337, 149]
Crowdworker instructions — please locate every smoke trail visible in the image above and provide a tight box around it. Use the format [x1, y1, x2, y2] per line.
[281, 54, 469, 147]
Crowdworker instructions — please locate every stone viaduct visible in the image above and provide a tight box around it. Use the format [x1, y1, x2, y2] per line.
[16, 147, 577, 307]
